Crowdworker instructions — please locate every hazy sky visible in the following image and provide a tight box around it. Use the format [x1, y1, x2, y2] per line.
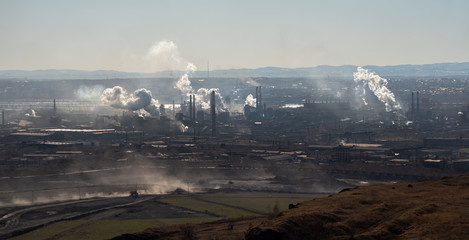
[1, 0, 468, 72]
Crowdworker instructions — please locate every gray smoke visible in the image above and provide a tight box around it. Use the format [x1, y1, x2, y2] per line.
[101, 86, 160, 117]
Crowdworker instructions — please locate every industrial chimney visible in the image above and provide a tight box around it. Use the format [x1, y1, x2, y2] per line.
[192, 95, 196, 123]
[172, 100, 175, 116]
[259, 86, 262, 106]
[411, 92, 414, 113]
[210, 90, 216, 136]
[255, 86, 259, 112]
[2, 111, 4, 127]
[189, 95, 193, 121]
[53, 98, 56, 116]
[417, 91, 420, 113]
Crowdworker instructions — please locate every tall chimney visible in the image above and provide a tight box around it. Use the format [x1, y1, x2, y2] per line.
[189, 95, 193, 121]
[259, 86, 262, 105]
[211, 90, 216, 136]
[53, 98, 56, 116]
[172, 100, 175, 116]
[411, 92, 414, 113]
[2, 111, 4, 126]
[259, 86, 262, 115]
[192, 95, 196, 123]
[417, 91, 420, 113]
[255, 86, 259, 114]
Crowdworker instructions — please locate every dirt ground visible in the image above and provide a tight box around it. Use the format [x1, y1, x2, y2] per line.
[112, 175, 469, 240]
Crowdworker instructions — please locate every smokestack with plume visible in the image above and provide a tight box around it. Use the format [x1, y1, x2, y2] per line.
[175, 63, 228, 112]
[101, 86, 160, 118]
[195, 88, 227, 112]
[175, 63, 197, 97]
[353, 67, 401, 112]
[147, 40, 230, 113]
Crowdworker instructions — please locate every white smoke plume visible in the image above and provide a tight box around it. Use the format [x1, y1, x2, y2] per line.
[146, 40, 186, 71]
[25, 109, 37, 117]
[101, 86, 160, 118]
[147, 40, 197, 98]
[147, 40, 230, 113]
[353, 67, 401, 112]
[245, 94, 256, 107]
[175, 64, 197, 97]
[196, 88, 228, 112]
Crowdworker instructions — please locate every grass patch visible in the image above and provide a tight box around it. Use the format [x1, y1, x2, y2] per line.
[11, 192, 323, 240]
[196, 192, 321, 214]
[10, 220, 88, 240]
[159, 195, 254, 218]
[10, 218, 218, 240]
[158, 192, 323, 218]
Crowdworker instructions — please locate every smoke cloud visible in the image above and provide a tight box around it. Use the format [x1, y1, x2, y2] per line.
[101, 86, 160, 117]
[196, 88, 228, 112]
[245, 94, 256, 107]
[146, 40, 186, 71]
[147, 41, 230, 113]
[175, 64, 197, 97]
[25, 109, 37, 117]
[353, 67, 401, 112]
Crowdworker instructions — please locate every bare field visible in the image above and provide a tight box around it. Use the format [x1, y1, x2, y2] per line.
[112, 175, 469, 240]
[5, 191, 325, 239]
[10, 218, 218, 240]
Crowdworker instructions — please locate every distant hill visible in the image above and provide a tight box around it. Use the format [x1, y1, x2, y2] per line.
[1, 62, 469, 80]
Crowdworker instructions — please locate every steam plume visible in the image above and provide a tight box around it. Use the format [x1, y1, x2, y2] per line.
[245, 94, 256, 107]
[196, 88, 228, 112]
[146, 40, 185, 71]
[146, 40, 231, 113]
[175, 63, 197, 97]
[101, 86, 160, 117]
[353, 67, 401, 112]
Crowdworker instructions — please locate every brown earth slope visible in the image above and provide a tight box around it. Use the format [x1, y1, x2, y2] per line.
[112, 175, 469, 240]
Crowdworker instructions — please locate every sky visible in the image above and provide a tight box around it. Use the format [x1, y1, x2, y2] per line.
[1, 0, 469, 72]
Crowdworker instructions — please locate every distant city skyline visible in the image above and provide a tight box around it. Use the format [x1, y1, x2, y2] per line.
[1, 0, 468, 72]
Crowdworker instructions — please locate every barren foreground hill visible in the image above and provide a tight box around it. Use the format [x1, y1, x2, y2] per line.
[114, 175, 469, 240]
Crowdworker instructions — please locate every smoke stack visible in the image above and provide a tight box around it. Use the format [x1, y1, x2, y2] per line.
[189, 95, 193, 121]
[2, 111, 4, 126]
[53, 98, 56, 116]
[417, 91, 420, 113]
[255, 86, 259, 114]
[259, 86, 262, 105]
[192, 95, 196, 123]
[259, 86, 262, 115]
[172, 100, 175, 116]
[211, 90, 216, 136]
[412, 92, 414, 113]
